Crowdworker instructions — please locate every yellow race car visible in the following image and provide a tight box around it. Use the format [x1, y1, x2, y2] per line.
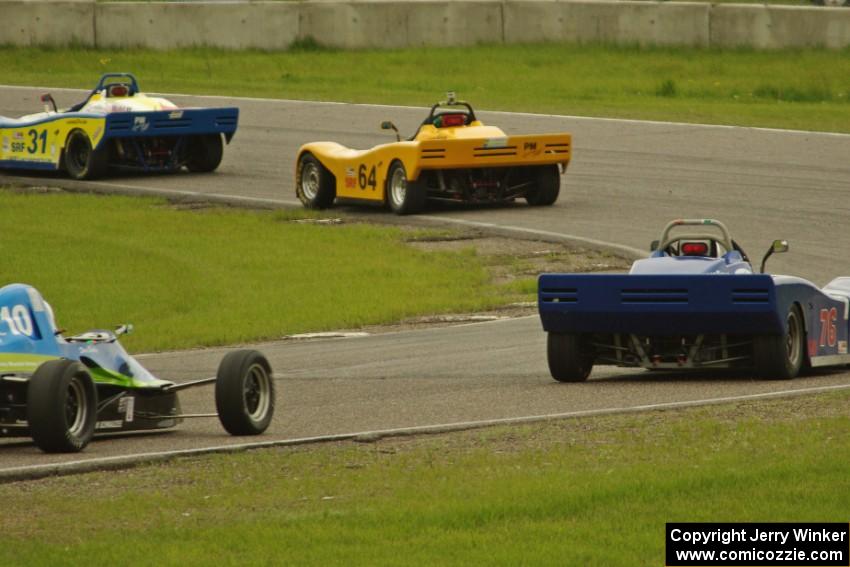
[295, 94, 571, 214]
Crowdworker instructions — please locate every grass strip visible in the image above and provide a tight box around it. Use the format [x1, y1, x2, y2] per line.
[1, 44, 849, 132]
[0, 189, 513, 352]
[1, 390, 848, 565]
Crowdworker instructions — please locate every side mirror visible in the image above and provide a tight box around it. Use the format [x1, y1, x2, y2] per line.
[381, 121, 400, 142]
[650, 240, 659, 252]
[760, 239, 788, 273]
[41, 93, 57, 113]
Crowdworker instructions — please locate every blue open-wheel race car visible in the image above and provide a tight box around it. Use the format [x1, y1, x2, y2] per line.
[539, 219, 850, 381]
[0, 284, 274, 453]
[0, 73, 238, 179]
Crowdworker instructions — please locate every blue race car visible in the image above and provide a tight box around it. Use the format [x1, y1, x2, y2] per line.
[0, 284, 275, 453]
[0, 73, 238, 179]
[538, 219, 850, 381]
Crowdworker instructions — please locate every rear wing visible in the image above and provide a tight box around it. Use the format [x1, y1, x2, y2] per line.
[415, 133, 570, 172]
[538, 274, 784, 336]
[101, 107, 239, 146]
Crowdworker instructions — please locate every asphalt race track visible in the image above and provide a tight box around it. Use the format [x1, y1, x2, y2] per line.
[2, 85, 850, 472]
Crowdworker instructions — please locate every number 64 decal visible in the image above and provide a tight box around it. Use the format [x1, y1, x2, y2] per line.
[358, 164, 377, 191]
[819, 307, 837, 348]
[0, 305, 34, 336]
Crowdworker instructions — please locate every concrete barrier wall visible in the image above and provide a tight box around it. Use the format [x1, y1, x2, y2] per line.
[298, 1, 504, 49]
[503, 1, 710, 47]
[0, 1, 93, 47]
[3, 0, 850, 50]
[95, 3, 299, 49]
[710, 4, 850, 49]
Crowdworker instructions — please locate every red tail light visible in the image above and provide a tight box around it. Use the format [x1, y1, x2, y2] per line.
[681, 242, 709, 256]
[438, 113, 466, 127]
[108, 84, 129, 97]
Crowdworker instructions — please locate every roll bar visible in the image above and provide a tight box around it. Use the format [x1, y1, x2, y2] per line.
[657, 219, 734, 254]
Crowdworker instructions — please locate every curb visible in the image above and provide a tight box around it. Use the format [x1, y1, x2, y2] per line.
[4, 382, 850, 483]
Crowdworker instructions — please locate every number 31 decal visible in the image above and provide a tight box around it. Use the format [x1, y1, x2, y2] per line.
[27, 129, 47, 154]
[0, 305, 34, 336]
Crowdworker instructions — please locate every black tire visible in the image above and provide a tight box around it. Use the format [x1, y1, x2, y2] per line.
[63, 130, 108, 180]
[215, 350, 275, 435]
[186, 134, 224, 173]
[753, 305, 805, 380]
[297, 152, 336, 209]
[27, 360, 97, 453]
[386, 160, 426, 215]
[525, 165, 561, 206]
[547, 333, 593, 382]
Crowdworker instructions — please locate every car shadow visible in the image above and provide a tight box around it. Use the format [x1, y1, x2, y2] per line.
[582, 365, 850, 384]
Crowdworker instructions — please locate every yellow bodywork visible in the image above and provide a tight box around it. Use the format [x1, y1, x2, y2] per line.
[0, 91, 174, 170]
[0, 114, 106, 169]
[296, 120, 571, 203]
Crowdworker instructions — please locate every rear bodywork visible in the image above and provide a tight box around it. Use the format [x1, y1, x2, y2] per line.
[0, 72, 238, 175]
[539, 273, 850, 370]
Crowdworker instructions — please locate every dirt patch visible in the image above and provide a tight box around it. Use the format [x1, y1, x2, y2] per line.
[405, 231, 627, 278]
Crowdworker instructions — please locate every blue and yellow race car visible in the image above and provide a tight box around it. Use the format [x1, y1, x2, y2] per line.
[0, 284, 275, 453]
[0, 73, 238, 179]
[539, 219, 850, 381]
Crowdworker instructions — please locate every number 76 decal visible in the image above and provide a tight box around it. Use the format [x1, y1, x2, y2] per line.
[819, 307, 837, 348]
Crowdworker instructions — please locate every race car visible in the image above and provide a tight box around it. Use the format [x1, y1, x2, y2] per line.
[0, 72, 238, 179]
[0, 283, 275, 453]
[538, 219, 850, 381]
[295, 93, 571, 214]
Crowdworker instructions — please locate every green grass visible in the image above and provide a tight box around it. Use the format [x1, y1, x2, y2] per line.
[2, 391, 848, 565]
[0, 189, 510, 352]
[2, 44, 850, 132]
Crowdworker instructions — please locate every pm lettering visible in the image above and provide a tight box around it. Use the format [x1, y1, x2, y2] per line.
[819, 307, 837, 347]
[523, 142, 537, 151]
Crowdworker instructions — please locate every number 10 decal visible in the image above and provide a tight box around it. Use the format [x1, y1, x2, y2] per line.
[819, 307, 837, 348]
[0, 305, 34, 336]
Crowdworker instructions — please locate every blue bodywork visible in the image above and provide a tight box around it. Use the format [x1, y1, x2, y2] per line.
[539, 240, 850, 369]
[0, 283, 168, 388]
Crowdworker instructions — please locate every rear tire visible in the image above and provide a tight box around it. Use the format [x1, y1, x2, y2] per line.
[64, 130, 108, 180]
[387, 161, 426, 215]
[186, 134, 224, 173]
[753, 305, 805, 380]
[297, 152, 336, 209]
[215, 350, 275, 435]
[27, 360, 97, 453]
[547, 333, 593, 382]
[525, 165, 560, 206]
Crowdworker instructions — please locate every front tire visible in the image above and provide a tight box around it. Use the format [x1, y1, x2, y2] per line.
[27, 360, 97, 453]
[64, 130, 108, 180]
[753, 305, 805, 380]
[547, 333, 593, 382]
[525, 165, 560, 206]
[387, 161, 426, 215]
[186, 134, 224, 173]
[215, 350, 275, 435]
[297, 153, 336, 209]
